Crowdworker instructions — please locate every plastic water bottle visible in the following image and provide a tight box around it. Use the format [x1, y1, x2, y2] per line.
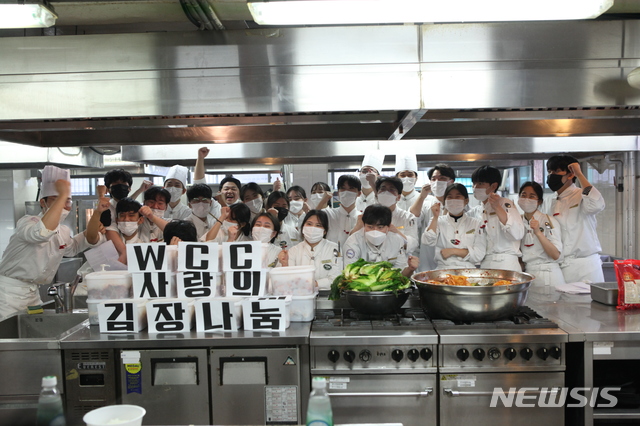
[36, 376, 66, 426]
[306, 377, 333, 426]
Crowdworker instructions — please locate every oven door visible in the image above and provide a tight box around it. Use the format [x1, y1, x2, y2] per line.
[440, 372, 564, 426]
[317, 373, 437, 426]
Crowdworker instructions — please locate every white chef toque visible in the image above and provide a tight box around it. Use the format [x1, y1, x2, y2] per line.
[394, 151, 418, 174]
[165, 165, 189, 188]
[361, 149, 385, 173]
[40, 165, 71, 199]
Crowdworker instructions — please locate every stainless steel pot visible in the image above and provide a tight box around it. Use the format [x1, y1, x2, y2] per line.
[344, 290, 411, 315]
[411, 269, 534, 321]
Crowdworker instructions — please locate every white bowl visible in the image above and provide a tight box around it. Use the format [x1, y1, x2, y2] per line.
[83, 404, 146, 426]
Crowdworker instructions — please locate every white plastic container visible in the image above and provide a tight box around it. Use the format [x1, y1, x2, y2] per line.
[83, 404, 146, 426]
[97, 299, 147, 334]
[269, 266, 315, 296]
[290, 292, 318, 322]
[85, 270, 133, 300]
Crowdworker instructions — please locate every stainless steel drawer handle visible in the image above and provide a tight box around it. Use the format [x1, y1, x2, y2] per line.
[329, 389, 433, 397]
[444, 388, 560, 397]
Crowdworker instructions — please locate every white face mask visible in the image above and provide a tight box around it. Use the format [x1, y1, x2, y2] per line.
[431, 180, 450, 198]
[359, 173, 371, 189]
[339, 190, 358, 208]
[252, 226, 274, 243]
[445, 199, 465, 216]
[44, 202, 71, 224]
[117, 221, 139, 237]
[245, 198, 263, 214]
[166, 186, 183, 203]
[191, 203, 210, 218]
[518, 198, 539, 214]
[303, 226, 325, 244]
[377, 191, 397, 208]
[308, 193, 324, 209]
[151, 208, 165, 219]
[365, 230, 387, 246]
[289, 200, 304, 214]
[473, 187, 490, 202]
[400, 177, 416, 193]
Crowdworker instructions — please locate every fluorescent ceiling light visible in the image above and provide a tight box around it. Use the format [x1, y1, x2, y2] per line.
[248, 0, 613, 26]
[0, 3, 57, 29]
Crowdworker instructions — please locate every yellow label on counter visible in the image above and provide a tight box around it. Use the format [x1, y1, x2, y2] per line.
[125, 363, 141, 374]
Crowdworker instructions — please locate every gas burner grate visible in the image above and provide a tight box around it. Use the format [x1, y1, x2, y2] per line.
[431, 306, 559, 329]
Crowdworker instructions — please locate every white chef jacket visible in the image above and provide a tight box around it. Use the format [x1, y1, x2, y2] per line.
[0, 214, 104, 319]
[343, 229, 408, 270]
[417, 195, 440, 272]
[192, 177, 222, 219]
[186, 213, 217, 239]
[545, 184, 605, 259]
[139, 219, 164, 243]
[120, 231, 145, 245]
[397, 190, 419, 212]
[391, 207, 419, 255]
[275, 222, 302, 249]
[356, 191, 376, 212]
[325, 206, 360, 248]
[521, 211, 563, 267]
[281, 239, 343, 289]
[0, 214, 102, 285]
[261, 243, 281, 269]
[423, 213, 486, 269]
[284, 212, 302, 230]
[164, 202, 192, 221]
[468, 197, 524, 270]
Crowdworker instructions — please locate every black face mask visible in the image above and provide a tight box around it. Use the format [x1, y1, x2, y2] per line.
[274, 206, 288, 222]
[546, 174, 565, 192]
[110, 184, 130, 200]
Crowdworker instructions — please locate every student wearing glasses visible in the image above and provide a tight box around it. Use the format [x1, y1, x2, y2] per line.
[518, 181, 565, 294]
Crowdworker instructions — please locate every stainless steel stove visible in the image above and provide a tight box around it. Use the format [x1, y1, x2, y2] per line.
[434, 306, 568, 426]
[310, 307, 438, 426]
[310, 301, 568, 426]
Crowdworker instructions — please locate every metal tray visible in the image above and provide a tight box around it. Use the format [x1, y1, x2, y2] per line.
[590, 282, 619, 306]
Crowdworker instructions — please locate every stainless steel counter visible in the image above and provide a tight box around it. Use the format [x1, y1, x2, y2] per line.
[528, 293, 640, 342]
[59, 322, 311, 349]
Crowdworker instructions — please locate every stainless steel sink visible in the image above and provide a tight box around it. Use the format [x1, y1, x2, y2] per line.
[0, 311, 88, 340]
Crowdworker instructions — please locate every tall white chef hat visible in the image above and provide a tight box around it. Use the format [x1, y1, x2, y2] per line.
[361, 150, 385, 173]
[395, 151, 418, 174]
[40, 165, 71, 200]
[165, 165, 189, 188]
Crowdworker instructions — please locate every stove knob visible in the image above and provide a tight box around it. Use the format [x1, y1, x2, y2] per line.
[488, 347, 501, 360]
[520, 347, 533, 361]
[391, 349, 404, 362]
[537, 347, 549, 361]
[344, 350, 356, 363]
[504, 348, 517, 360]
[328, 350, 340, 363]
[420, 348, 433, 361]
[550, 346, 562, 360]
[472, 348, 485, 361]
[407, 349, 419, 362]
[457, 348, 469, 361]
[359, 350, 372, 362]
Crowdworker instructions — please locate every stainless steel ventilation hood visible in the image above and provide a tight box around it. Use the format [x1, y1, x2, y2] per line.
[0, 143, 103, 169]
[0, 20, 639, 167]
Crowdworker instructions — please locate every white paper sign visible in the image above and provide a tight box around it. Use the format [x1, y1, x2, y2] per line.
[84, 240, 127, 271]
[177, 242, 219, 272]
[177, 271, 219, 298]
[222, 241, 262, 272]
[146, 299, 194, 333]
[132, 272, 177, 299]
[225, 270, 267, 297]
[98, 300, 147, 333]
[242, 296, 291, 331]
[194, 299, 242, 332]
[126, 243, 170, 272]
